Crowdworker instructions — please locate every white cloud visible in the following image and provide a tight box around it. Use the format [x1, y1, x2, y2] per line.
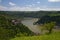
[9, 2, 16, 6]
[41, 6, 60, 11]
[37, 1, 40, 4]
[0, 5, 60, 11]
[8, 6, 60, 11]
[0, 5, 7, 11]
[26, 4, 35, 7]
[27, 5, 33, 7]
[8, 6, 41, 11]
[48, 0, 60, 2]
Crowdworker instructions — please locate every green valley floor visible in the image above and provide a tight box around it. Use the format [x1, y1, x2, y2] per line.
[11, 31, 60, 40]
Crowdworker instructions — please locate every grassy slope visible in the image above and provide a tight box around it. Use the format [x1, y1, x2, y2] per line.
[11, 31, 60, 40]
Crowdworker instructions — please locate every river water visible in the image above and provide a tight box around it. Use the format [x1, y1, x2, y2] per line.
[21, 18, 40, 33]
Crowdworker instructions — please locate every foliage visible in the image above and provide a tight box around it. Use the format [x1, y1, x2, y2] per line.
[0, 11, 60, 40]
[11, 31, 60, 40]
[0, 15, 34, 40]
[41, 22, 56, 34]
[35, 15, 60, 25]
[0, 11, 60, 18]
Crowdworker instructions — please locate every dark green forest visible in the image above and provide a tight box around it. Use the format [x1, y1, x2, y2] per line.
[0, 11, 60, 18]
[35, 15, 60, 25]
[0, 11, 60, 40]
[0, 14, 34, 40]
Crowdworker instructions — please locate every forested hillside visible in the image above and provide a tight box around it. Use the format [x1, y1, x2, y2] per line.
[0, 11, 60, 18]
[0, 14, 34, 40]
[0, 11, 60, 40]
[35, 15, 60, 24]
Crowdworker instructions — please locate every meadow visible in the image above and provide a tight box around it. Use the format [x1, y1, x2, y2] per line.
[11, 31, 60, 40]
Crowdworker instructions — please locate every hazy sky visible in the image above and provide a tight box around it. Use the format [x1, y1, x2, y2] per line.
[0, 0, 60, 11]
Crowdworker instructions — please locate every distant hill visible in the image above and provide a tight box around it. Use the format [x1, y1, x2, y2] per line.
[0, 11, 60, 18]
[34, 15, 60, 29]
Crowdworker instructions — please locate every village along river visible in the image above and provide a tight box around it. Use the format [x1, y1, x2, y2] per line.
[21, 18, 41, 34]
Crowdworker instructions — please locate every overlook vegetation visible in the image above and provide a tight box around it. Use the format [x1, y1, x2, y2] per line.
[11, 31, 60, 40]
[35, 15, 60, 26]
[0, 11, 60, 40]
[0, 15, 34, 40]
[34, 15, 60, 34]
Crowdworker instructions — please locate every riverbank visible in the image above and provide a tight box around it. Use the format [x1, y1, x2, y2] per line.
[21, 18, 40, 34]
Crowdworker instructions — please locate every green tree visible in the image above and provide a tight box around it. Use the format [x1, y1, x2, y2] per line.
[0, 15, 34, 40]
[41, 22, 56, 34]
